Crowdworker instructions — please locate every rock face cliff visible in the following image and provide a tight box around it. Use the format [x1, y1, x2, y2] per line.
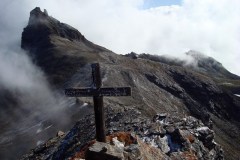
[21, 7, 107, 86]
[5, 7, 240, 159]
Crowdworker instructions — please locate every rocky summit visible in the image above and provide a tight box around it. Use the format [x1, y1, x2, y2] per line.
[1, 7, 240, 159]
[21, 107, 223, 159]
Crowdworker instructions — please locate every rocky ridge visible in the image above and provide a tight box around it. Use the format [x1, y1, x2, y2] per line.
[21, 107, 223, 159]
[125, 51, 240, 81]
[125, 51, 240, 95]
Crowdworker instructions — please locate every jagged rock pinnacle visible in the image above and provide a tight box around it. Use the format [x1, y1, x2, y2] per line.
[22, 7, 107, 54]
[28, 7, 49, 25]
[21, 7, 107, 85]
[44, 9, 48, 16]
[22, 7, 86, 51]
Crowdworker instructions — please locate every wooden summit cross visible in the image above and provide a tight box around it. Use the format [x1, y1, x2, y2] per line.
[65, 63, 131, 142]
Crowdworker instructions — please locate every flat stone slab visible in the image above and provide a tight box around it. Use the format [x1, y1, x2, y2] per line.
[85, 142, 124, 160]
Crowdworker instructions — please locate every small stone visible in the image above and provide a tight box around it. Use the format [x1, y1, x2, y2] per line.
[112, 127, 119, 131]
[148, 124, 166, 136]
[112, 137, 125, 151]
[165, 125, 175, 134]
[196, 127, 212, 135]
[124, 144, 138, 152]
[123, 144, 141, 159]
[101, 146, 108, 152]
[56, 131, 65, 137]
[86, 142, 124, 160]
[131, 118, 140, 123]
[153, 113, 167, 122]
[156, 135, 170, 153]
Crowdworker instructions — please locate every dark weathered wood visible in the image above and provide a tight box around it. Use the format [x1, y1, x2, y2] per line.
[65, 87, 131, 97]
[91, 63, 102, 88]
[91, 63, 106, 142]
[93, 96, 105, 142]
[100, 87, 131, 96]
[64, 63, 131, 143]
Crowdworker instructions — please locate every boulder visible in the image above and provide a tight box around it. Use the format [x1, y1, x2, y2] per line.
[85, 142, 124, 160]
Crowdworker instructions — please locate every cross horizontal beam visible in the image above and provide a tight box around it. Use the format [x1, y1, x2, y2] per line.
[65, 87, 131, 97]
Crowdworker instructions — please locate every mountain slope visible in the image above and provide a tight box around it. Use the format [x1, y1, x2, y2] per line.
[132, 51, 240, 94]
[132, 50, 240, 80]
[17, 7, 240, 159]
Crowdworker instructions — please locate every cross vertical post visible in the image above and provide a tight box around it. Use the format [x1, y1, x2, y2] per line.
[91, 63, 106, 142]
[65, 63, 131, 143]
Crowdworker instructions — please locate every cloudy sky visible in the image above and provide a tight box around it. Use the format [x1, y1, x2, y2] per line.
[1, 0, 240, 75]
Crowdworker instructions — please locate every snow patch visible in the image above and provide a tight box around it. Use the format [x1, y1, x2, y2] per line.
[36, 128, 42, 134]
[196, 126, 209, 131]
[37, 140, 44, 146]
[234, 94, 240, 97]
[150, 138, 158, 148]
[102, 76, 108, 82]
[44, 125, 53, 130]
[157, 135, 170, 153]
[156, 120, 164, 124]
[221, 82, 233, 85]
[142, 136, 158, 148]
[81, 102, 88, 107]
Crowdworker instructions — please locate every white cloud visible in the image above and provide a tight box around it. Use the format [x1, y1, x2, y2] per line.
[0, 0, 240, 75]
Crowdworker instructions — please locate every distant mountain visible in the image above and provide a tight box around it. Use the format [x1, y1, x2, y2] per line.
[127, 51, 240, 95]
[185, 50, 240, 79]
[129, 50, 240, 80]
[1, 7, 240, 159]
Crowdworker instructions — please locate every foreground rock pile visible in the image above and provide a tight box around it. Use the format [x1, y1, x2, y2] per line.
[73, 132, 168, 160]
[21, 107, 223, 159]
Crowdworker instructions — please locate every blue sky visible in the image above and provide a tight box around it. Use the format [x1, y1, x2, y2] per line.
[143, 0, 182, 9]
